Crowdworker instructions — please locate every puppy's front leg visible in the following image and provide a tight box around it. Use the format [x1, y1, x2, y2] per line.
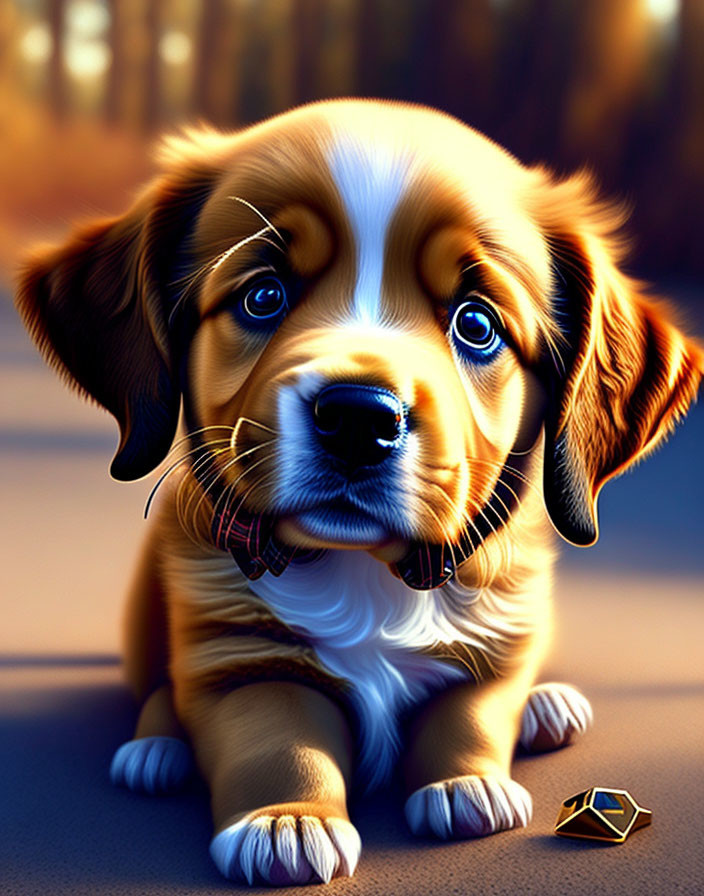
[403, 669, 535, 841]
[184, 681, 361, 886]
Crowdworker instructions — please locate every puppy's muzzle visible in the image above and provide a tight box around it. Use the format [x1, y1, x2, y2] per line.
[312, 384, 405, 470]
[206, 377, 496, 591]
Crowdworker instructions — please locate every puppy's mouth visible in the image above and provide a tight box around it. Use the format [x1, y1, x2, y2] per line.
[202, 446, 525, 589]
[276, 500, 406, 551]
[211, 491, 458, 590]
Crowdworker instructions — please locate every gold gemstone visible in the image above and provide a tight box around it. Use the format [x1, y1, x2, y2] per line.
[554, 787, 652, 843]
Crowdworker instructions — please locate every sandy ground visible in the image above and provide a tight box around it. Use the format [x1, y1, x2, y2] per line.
[1, 294, 703, 894]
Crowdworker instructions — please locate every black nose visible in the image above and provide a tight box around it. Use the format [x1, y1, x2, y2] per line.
[312, 384, 405, 469]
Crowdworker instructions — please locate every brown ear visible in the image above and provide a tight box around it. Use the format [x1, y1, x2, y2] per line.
[535, 173, 704, 545]
[15, 160, 218, 480]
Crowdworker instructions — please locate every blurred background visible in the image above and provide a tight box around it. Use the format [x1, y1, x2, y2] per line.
[1, 6, 702, 894]
[0, 0, 703, 653]
[1, 0, 704, 276]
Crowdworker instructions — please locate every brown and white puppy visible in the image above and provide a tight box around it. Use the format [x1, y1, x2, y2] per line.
[16, 100, 703, 886]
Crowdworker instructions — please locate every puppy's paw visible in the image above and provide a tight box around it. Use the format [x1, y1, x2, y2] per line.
[405, 774, 532, 840]
[109, 736, 194, 795]
[211, 812, 361, 886]
[519, 682, 593, 753]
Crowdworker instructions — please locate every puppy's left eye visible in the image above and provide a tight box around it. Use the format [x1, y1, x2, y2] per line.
[242, 277, 288, 320]
[451, 299, 503, 360]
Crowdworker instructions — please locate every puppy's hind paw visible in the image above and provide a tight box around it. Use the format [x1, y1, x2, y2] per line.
[519, 682, 593, 753]
[211, 813, 361, 886]
[405, 774, 532, 840]
[109, 736, 194, 795]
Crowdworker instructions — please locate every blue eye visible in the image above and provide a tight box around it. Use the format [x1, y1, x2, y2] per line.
[242, 278, 287, 320]
[451, 300, 503, 359]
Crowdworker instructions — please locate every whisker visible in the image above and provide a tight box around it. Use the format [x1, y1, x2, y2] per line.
[167, 425, 236, 455]
[193, 442, 276, 524]
[233, 416, 278, 436]
[144, 438, 233, 518]
[173, 448, 232, 548]
[467, 498, 512, 574]
[215, 468, 278, 548]
[462, 455, 532, 483]
[459, 258, 490, 278]
[187, 449, 275, 536]
[177, 445, 235, 529]
[155, 416, 277, 516]
[224, 468, 276, 522]
[209, 225, 277, 274]
[415, 481, 494, 584]
[417, 495, 459, 572]
[167, 257, 214, 328]
[464, 456, 543, 503]
[166, 209, 286, 329]
[470, 461, 542, 512]
[228, 196, 287, 249]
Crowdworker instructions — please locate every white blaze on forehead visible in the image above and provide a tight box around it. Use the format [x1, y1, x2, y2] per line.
[327, 134, 412, 324]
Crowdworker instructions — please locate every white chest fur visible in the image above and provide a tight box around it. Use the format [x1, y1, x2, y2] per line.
[249, 551, 500, 790]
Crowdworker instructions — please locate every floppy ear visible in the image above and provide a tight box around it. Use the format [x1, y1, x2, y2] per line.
[535, 172, 704, 546]
[15, 155, 218, 480]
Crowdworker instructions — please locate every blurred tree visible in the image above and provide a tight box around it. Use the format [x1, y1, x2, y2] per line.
[238, 0, 295, 124]
[143, 0, 163, 131]
[194, 0, 236, 126]
[561, 0, 649, 180]
[317, 0, 356, 99]
[105, 0, 126, 124]
[267, 0, 295, 114]
[355, 0, 379, 97]
[48, 0, 67, 120]
[354, 0, 418, 103]
[412, 0, 495, 129]
[1, 0, 703, 276]
[651, 0, 704, 273]
[294, 0, 323, 105]
[0, 0, 18, 92]
[490, 0, 577, 164]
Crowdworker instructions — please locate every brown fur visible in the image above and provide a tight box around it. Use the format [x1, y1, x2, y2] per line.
[15, 100, 703, 885]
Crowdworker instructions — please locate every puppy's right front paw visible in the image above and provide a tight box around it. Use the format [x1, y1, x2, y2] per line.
[210, 812, 361, 886]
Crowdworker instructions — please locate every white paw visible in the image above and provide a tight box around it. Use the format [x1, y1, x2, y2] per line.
[519, 682, 593, 753]
[405, 774, 532, 840]
[109, 736, 193, 795]
[210, 814, 361, 885]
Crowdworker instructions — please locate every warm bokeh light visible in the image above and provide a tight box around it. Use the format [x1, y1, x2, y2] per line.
[65, 37, 111, 79]
[63, 0, 110, 80]
[2, 0, 704, 281]
[645, 0, 680, 25]
[159, 30, 192, 67]
[65, 0, 110, 38]
[20, 23, 53, 65]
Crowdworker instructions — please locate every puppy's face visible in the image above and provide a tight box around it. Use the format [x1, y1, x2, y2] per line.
[16, 101, 703, 587]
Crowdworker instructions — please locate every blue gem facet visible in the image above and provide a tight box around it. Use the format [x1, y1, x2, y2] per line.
[594, 791, 623, 811]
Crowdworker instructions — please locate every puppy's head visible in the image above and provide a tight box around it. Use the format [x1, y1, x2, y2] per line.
[16, 100, 703, 588]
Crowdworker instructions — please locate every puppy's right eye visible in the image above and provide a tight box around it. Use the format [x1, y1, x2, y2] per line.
[242, 277, 288, 321]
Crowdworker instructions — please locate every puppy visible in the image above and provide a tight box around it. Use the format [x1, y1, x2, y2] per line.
[16, 99, 703, 886]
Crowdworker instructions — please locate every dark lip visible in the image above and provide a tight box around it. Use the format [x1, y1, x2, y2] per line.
[276, 488, 379, 518]
[284, 501, 380, 528]
[277, 497, 404, 540]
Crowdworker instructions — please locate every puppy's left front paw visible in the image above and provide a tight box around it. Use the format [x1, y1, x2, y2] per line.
[405, 774, 532, 840]
[519, 682, 593, 753]
[110, 736, 194, 795]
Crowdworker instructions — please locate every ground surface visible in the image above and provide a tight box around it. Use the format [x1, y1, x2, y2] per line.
[1, 292, 703, 895]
